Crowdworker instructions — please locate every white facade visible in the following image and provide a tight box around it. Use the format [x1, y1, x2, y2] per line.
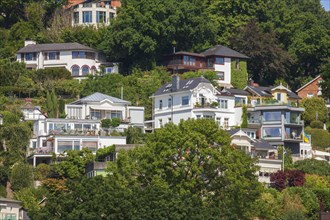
[152, 77, 245, 129]
[71, 1, 117, 26]
[214, 57, 232, 87]
[230, 129, 282, 184]
[16, 41, 118, 78]
[65, 92, 145, 127]
[0, 198, 29, 220]
[21, 103, 46, 121]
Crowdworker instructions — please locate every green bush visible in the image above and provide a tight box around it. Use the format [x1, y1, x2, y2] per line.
[10, 162, 34, 191]
[310, 120, 323, 129]
[305, 128, 330, 149]
[0, 185, 6, 197]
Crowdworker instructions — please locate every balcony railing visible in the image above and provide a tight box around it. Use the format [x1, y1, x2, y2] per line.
[248, 118, 261, 124]
[49, 129, 99, 136]
[285, 119, 304, 125]
[194, 102, 218, 109]
[284, 133, 303, 141]
[29, 146, 54, 155]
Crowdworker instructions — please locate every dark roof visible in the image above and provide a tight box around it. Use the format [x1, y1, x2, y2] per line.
[201, 45, 249, 59]
[216, 89, 235, 97]
[225, 88, 250, 96]
[246, 85, 300, 99]
[252, 139, 275, 150]
[165, 51, 205, 58]
[154, 77, 211, 96]
[17, 43, 97, 53]
[245, 86, 273, 97]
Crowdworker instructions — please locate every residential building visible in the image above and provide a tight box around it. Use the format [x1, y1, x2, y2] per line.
[65, 92, 145, 128]
[229, 129, 282, 184]
[68, 0, 121, 27]
[245, 84, 310, 155]
[21, 101, 46, 121]
[0, 198, 29, 220]
[27, 118, 127, 167]
[152, 76, 248, 129]
[296, 75, 323, 98]
[163, 45, 249, 88]
[16, 40, 118, 78]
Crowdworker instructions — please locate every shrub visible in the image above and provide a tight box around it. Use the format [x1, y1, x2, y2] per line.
[10, 162, 34, 191]
[305, 128, 330, 149]
[310, 120, 323, 129]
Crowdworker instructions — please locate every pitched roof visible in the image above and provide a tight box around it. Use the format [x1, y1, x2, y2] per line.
[17, 43, 97, 53]
[245, 86, 273, 97]
[154, 77, 211, 96]
[252, 139, 275, 150]
[296, 75, 322, 92]
[201, 45, 249, 59]
[225, 88, 250, 96]
[70, 92, 130, 104]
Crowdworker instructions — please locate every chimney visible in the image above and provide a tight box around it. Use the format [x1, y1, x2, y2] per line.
[172, 75, 180, 91]
[24, 39, 36, 46]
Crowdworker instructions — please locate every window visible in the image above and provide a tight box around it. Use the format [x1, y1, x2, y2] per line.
[90, 110, 100, 119]
[48, 52, 60, 60]
[58, 141, 73, 153]
[168, 97, 172, 108]
[235, 97, 246, 106]
[159, 119, 163, 127]
[82, 141, 97, 152]
[218, 99, 228, 109]
[109, 12, 115, 20]
[105, 67, 113, 73]
[74, 141, 80, 151]
[307, 93, 314, 98]
[263, 112, 281, 122]
[168, 117, 172, 123]
[25, 53, 36, 61]
[73, 12, 79, 24]
[83, 11, 92, 23]
[215, 57, 224, 65]
[216, 71, 225, 80]
[215, 117, 221, 127]
[82, 66, 90, 75]
[83, 2, 92, 7]
[96, 11, 106, 23]
[71, 65, 80, 76]
[263, 127, 282, 139]
[204, 115, 213, 119]
[235, 58, 240, 69]
[276, 93, 281, 101]
[159, 100, 163, 110]
[224, 118, 229, 129]
[111, 111, 122, 119]
[207, 58, 214, 68]
[183, 56, 196, 66]
[196, 115, 201, 119]
[72, 51, 95, 59]
[182, 96, 189, 105]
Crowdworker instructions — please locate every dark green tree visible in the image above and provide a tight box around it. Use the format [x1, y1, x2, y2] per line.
[301, 97, 328, 124]
[10, 162, 34, 191]
[241, 105, 248, 128]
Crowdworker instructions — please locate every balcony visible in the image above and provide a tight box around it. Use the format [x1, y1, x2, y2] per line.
[49, 129, 99, 136]
[194, 102, 218, 109]
[285, 119, 304, 126]
[284, 132, 303, 141]
[28, 146, 54, 156]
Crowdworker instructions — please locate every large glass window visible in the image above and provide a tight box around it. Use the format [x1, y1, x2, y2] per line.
[72, 51, 95, 59]
[182, 96, 189, 105]
[96, 11, 106, 23]
[286, 112, 299, 124]
[47, 52, 60, 60]
[159, 100, 163, 110]
[82, 141, 97, 152]
[168, 98, 172, 108]
[215, 57, 224, 65]
[263, 112, 281, 122]
[263, 127, 282, 139]
[25, 53, 36, 61]
[111, 111, 122, 119]
[83, 11, 92, 23]
[235, 97, 246, 106]
[90, 110, 100, 119]
[58, 141, 73, 153]
[183, 56, 196, 66]
[207, 58, 214, 68]
[74, 141, 80, 151]
[73, 12, 79, 24]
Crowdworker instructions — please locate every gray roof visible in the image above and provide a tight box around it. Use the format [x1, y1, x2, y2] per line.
[245, 86, 300, 99]
[17, 43, 97, 53]
[252, 139, 276, 150]
[0, 197, 22, 204]
[154, 77, 211, 96]
[226, 88, 250, 96]
[70, 92, 130, 104]
[201, 45, 249, 59]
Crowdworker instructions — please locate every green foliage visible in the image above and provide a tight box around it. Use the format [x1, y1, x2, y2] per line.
[304, 174, 330, 190]
[310, 120, 323, 129]
[46, 90, 53, 118]
[101, 118, 120, 128]
[305, 128, 330, 149]
[34, 163, 52, 181]
[124, 126, 146, 144]
[320, 59, 330, 99]
[301, 97, 328, 124]
[241, 105, 248, 128]
[0, 60, 28, 87]
[10, 162, 34, 191]
[294, 159, 330, 176]
[231, 60, 248, 89]
[0, 185, 6, 197]
[14, 187, 48, 213]
[53, 148, 95, 179]
[96, 145, 115, 161]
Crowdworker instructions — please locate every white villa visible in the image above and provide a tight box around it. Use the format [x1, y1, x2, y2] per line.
[16, 40, 118, 77]
[151, 76, 248, 129]
[69, 0, 120, 27]
[229, 129, 282, 184]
